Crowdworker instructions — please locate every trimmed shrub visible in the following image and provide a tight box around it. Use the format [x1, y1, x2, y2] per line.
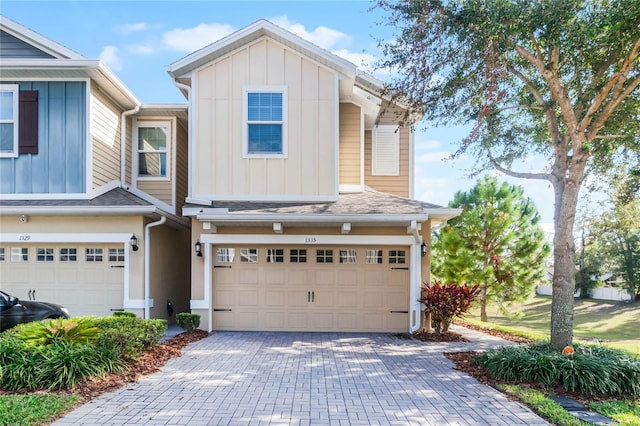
[113, 311, 136, 318]
[419, 281, 480, 333]
[93, 317, 166, 359]
[475, 342, 640, 397]
[176, 313, 200, 332]
[14, 317, 100, 346]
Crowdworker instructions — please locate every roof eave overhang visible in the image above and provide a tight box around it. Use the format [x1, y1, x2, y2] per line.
[0, 59, 141, 109]
[0, 206, 159, 216]
[192, 213, 429, 226]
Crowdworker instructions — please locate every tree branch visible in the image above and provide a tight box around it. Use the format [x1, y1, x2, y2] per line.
[487, 149, 551, 181]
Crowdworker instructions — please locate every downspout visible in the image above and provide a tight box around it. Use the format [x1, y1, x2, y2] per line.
[172, 80, 192, 198]
[144, 215, 166, 319]
[408, 220, 423, 333]
[121, 105, 140, 187]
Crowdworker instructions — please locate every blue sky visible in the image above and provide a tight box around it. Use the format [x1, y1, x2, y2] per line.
[3, 0, 564, 230]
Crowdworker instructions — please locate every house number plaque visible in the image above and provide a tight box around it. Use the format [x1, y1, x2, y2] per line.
[304, 237, 317, 243]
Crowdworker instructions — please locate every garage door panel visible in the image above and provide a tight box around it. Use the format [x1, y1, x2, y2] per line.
[363, 270, 386, 286]
[286, 290, 310, 307]
[337, 291, 358, 307]
[264, 290, 285, 306]
[214, 312, 235, 329]
[237, 312, 259, 329]
[363, 292, 384, 308]
[265, 269, 285, 285]
[238, 270, 259, 284]
[236, 290, 259, 306]
[335, 313, 358, 330]
[214, 290, 236, 307]
[212, 245, 411, 332]
[264, 312, 285, 328]
[1, 244, 124, 319]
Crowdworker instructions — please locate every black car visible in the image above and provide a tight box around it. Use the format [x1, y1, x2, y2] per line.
[0, 291, 70, 332]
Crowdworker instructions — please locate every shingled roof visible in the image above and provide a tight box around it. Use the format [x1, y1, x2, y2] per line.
[0, 188, 152, 208]
[185, 187, 447, 218]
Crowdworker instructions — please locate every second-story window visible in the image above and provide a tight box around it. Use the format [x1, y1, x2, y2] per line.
[243, 87, 287, 158]
[0, 85, 19, 157]
[135, 121, 170, 179]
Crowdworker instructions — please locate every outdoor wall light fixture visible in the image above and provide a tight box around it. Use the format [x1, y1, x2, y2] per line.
[195, 241, 202, 257]
[421, 242, 428, 257]
[130, 234, 139, 252]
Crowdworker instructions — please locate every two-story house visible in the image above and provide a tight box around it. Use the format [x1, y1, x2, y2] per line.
[0, 16, 191, 320]
[167, 20, 460, 332]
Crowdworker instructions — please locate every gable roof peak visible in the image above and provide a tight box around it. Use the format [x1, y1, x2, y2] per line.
[167, 17, 362, 83]
[0, 14, 85, 60]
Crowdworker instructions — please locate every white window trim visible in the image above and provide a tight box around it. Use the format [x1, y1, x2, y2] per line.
[372, 125, 400, 176]
[133, 119, 171, 181]
[0, 84, 19, 158]
[242, 86, 288, 159]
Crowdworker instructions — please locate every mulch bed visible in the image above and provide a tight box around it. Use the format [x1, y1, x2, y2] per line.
[0, 329, 210, 403]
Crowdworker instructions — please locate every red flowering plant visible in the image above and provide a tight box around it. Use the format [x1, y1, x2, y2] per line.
[419, 281, 480, 334]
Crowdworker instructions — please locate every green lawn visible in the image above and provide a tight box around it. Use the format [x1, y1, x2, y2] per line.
[467, 295, 640, 354]
[0, 394, 80, 426]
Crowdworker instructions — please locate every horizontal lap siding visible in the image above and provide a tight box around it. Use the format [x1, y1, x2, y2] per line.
[0, 30, 54, 58]
[339, 103, 361, 186]
[176, 121, 188, 213]
[365, 106, 410, 197]
[91, 86, 122, 188]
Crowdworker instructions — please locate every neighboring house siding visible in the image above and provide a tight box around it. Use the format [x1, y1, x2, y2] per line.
[176, 120, 188, 212]
[91, 85, 122, 188]
[0, 30, 54, 58]
[339, 103, 361, 187]
[364, 109, 410, 198]
[135, 118, 173, 206]
[194, 37, 337, 199]
[0, 81, 86, 194]
[124, 115, 133, 186]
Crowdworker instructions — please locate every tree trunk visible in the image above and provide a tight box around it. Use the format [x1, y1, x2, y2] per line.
[550, 175, 581, 350]
[480, 286, 487, 322]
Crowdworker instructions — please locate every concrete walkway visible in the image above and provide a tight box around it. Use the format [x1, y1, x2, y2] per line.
[54, 328, 547, 425]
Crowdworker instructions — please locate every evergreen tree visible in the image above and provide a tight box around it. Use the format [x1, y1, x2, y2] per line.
[432, 176, 550, 321]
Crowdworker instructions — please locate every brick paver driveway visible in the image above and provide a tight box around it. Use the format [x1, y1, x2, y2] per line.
[55, 332, 547, 425]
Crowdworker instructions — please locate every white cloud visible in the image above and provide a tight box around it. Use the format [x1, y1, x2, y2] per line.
[270, 15, 350, 50]
[331, 49, 377, 71]
[415, 138, 442, 150]
[125, 44, 154, 55]
[162, 23, 235, 52]
[118, 22, 151, 34]
[100, 45, 122, 70]
[415, 151, 453, 164]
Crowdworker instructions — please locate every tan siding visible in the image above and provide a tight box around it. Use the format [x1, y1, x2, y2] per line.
[124, 115, 133, 186]
[193, 37, 337, 199]
[134, 117, 175, 206]
[147, 224, 191, 322]
[339, 103, 361, 186]
[91, 87, 122, 188]
[364, 107, 410, 197]
[176, 120, 188, 213]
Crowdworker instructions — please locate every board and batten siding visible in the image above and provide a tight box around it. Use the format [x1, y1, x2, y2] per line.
[0, 81, 86, 194]
[339, 103, 362, 186]
[364, 107, 410, 198]
[91, 85, 122, 188]
[0, 30, 54, 58]
[194, 37, 337, 199]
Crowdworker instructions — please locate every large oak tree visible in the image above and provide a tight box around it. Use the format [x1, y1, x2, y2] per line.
[375, 0, 640, 348]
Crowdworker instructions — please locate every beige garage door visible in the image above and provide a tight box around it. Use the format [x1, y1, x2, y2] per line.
[212, 245, 410, 332]
[0, 243, 125, 317]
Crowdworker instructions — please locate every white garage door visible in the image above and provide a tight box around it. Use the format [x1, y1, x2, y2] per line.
[0, 243, 125, 317]
[212, 245, 410, 332]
